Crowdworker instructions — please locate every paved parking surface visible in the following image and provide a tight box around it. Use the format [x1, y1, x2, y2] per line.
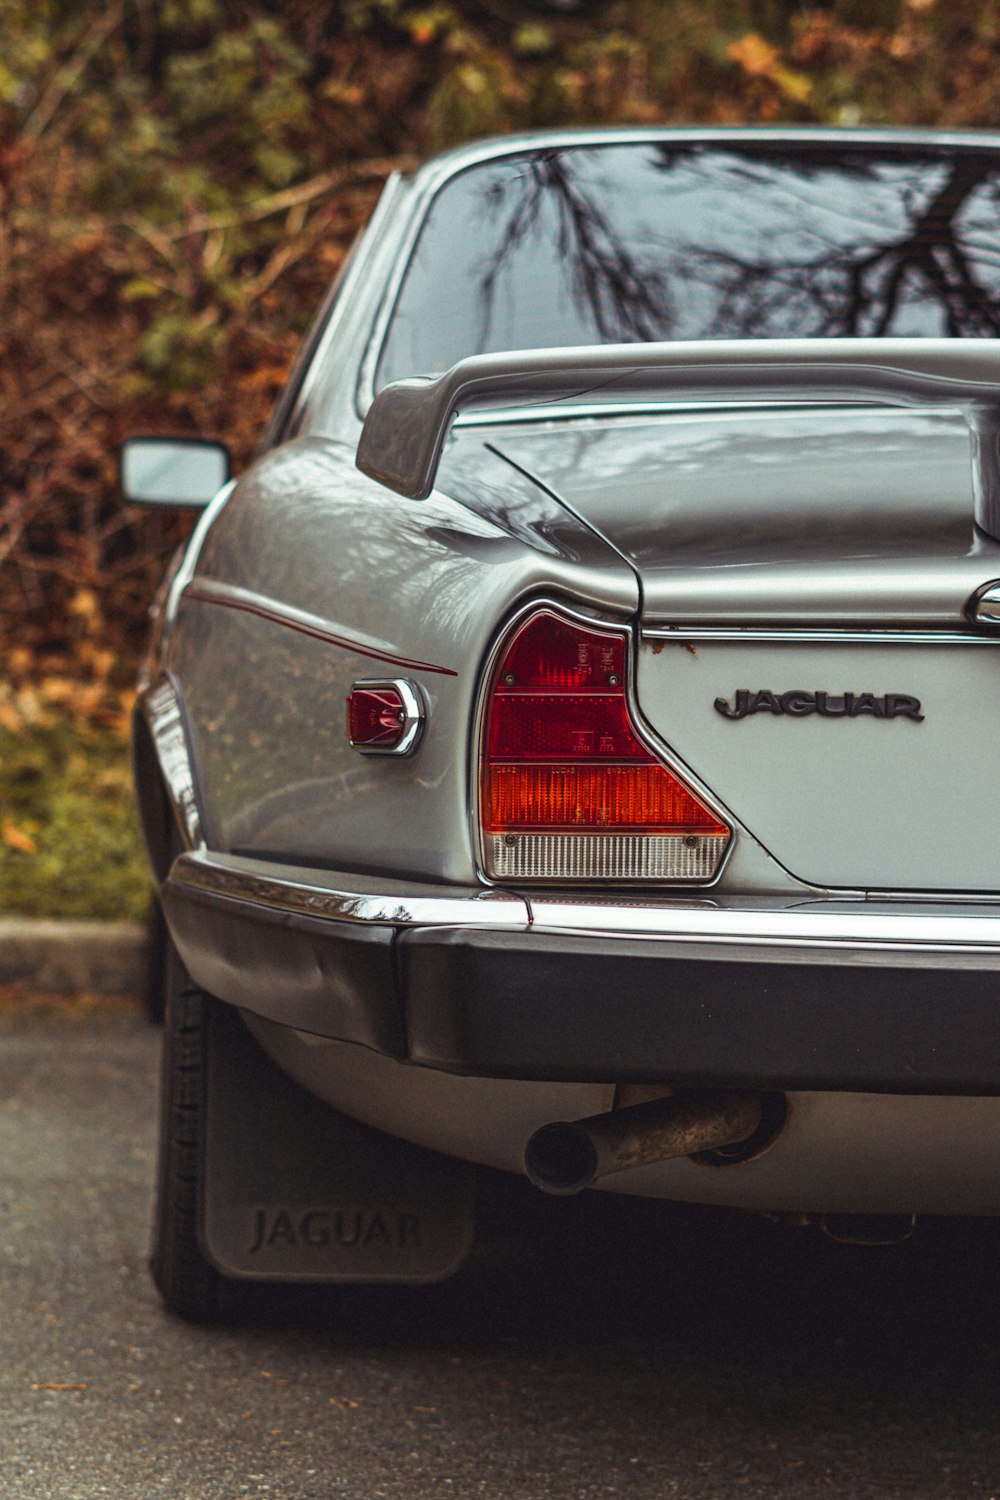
[1, 994, 999, 1499]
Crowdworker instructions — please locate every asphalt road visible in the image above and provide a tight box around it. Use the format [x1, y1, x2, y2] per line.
[2, 995, 1000, 1499]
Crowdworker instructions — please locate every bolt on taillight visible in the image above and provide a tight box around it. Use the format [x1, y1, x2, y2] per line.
[480, 609, 731, 882]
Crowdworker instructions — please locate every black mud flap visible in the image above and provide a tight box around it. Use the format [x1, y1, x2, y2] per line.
[200, 1000, 475, 1283]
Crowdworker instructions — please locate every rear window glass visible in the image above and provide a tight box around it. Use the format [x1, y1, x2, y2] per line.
[376, 141, 1000, 388]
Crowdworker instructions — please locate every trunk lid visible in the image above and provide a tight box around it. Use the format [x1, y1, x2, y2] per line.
[490, 405, 1000, 892]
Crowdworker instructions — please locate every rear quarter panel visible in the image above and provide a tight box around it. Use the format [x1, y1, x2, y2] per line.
[166, 435, 638, 884]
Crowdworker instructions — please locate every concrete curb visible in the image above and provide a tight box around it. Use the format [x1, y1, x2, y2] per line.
[0, 918, 149, 995]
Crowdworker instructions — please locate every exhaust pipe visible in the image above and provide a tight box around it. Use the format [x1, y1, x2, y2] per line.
[524, 1090, 765, 1196]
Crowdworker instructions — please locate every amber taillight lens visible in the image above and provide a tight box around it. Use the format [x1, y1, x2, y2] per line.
[481, 610, 730, 882]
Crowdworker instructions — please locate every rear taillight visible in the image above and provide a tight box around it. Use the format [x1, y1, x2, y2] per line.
[480, 609, 730, 882]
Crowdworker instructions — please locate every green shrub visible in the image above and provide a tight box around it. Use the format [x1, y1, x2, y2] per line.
[1, 723, 150, 922]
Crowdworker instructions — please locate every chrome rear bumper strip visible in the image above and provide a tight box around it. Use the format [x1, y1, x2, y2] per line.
[170, 850, 529, 928]
[170, 850, 1000, 971]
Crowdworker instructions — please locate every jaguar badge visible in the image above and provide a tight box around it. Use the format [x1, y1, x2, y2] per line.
[714, 690, 923, 722]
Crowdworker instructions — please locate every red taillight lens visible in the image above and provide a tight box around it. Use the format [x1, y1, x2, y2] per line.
[488, 764, 727, 831]
[488, 694, 648, 761]
[481, 610, 730, 882]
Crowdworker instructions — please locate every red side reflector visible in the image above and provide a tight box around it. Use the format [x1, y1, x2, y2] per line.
[347, 679, 424, 756]
[348, 685, 407, 747]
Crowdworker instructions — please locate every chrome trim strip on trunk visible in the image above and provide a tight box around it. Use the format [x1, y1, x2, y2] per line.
[642, 627, 1000, 646]
[452, 399, 857, 427]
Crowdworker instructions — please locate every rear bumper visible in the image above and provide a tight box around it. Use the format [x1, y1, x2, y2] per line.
[163, 850, 1000, 1095]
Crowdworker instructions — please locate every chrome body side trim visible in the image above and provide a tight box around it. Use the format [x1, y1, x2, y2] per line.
[168, 848, 1000, 971]
[141, 677, 206, 850]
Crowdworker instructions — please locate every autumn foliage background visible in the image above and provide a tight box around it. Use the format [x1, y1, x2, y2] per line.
[0, 0, 999, 901]
[4, 0, 1000, 705]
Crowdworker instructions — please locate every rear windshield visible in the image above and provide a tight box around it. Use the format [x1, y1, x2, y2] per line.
[376, 141, 1000, 388]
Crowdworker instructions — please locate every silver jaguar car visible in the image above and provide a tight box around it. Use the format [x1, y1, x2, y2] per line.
[124, 127, 1000, 1321]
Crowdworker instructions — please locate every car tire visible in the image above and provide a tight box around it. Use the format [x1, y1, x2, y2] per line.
[144, 894, 168, 1025]
[150, 932, 229, 1323]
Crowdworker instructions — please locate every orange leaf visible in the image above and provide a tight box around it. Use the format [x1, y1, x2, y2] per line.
[67, 588, 100, 623]
[727, 32, 781, 76]
[727, 32, 812, 101]
[3, 819, 37, 854]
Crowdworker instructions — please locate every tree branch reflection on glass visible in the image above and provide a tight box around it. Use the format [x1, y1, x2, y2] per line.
[375, 143, 1000, 391]
[474, 151, 675, 350]
[668, 153, 1000, 341]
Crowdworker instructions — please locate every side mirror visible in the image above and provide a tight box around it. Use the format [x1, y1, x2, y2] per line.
[120, 437, 231, 509]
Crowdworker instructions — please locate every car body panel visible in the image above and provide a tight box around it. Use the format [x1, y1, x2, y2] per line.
[167, 435, 640, 877]
[636, 635, 1000, 890]
[488, 406, 986, 623]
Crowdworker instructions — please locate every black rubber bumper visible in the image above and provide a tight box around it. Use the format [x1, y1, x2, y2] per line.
[164, 877, 1000, 1096]
[397, 926, 1000, 1094]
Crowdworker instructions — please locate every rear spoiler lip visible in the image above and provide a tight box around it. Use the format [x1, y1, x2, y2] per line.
[355, 337, 1000, 538]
